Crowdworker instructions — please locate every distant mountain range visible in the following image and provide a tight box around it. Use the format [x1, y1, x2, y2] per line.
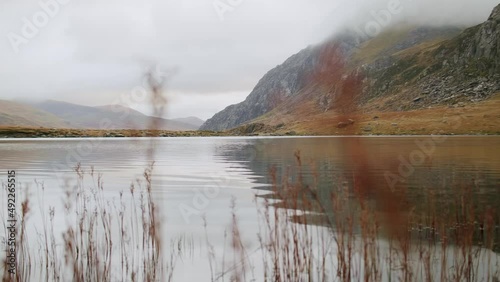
[0, 100, 69, 128]
[0, 100, 204, 131]
[201, 3, 500, 134]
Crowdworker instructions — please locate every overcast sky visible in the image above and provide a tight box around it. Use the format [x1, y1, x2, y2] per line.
[0, 0, 498, 119]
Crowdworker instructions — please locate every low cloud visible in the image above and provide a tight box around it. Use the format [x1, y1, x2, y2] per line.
[0, 0, 497, 118]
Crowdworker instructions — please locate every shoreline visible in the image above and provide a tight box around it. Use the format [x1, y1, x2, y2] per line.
[2, 94, 499, 138]
[0, 126, 499, 138]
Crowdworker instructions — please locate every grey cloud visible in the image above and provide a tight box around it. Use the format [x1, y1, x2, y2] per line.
[0, 0, 498, 118]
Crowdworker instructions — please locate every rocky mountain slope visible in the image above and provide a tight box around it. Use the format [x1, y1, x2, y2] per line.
[201, 4, 500, 134]
[200, 47, 319, 131]
[361, 5, 500, 112]
[200, 36, 360, 131]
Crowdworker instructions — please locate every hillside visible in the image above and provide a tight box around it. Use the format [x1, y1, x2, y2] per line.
[201, 4, 500, 135]
[28, 100, 200, 131]
[171, 116, 205, 129]
[0, 100, 70, 128]
[199, 35, 361, 131]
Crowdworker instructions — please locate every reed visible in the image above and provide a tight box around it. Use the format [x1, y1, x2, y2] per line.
[0, 151, 498, 281]
[255, 150, 500, 282]
[1, 163, 186, 282]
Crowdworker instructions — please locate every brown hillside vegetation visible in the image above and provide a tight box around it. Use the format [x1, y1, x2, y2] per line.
[250, 92, 500, 135]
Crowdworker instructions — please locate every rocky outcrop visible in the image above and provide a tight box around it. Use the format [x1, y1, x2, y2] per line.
[461, 3, 500, 72]
[408, 4, 500, 108]
[431, 4, 500, 73]
[363, 4, 500, 111]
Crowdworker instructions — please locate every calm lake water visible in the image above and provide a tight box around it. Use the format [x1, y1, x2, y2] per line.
[1, 136, 499, 280]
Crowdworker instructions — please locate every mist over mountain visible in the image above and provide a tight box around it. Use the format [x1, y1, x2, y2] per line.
[0, 100, 201, 131]
[1, 0, 498, 120]
[201, 3, 500, 134]
[171, 117, 205, 129]
[0, 100, 70, 128]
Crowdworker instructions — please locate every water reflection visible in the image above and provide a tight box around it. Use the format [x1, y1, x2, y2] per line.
[1, 136, 499, 280]
[217, 136, 500, 251]
[218, 136, 500, 192]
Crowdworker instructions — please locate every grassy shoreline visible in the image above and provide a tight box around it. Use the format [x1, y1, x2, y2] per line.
[0, 127, 225, 138]
[0, 126, 498, 138]
[0, 127, 498, 138]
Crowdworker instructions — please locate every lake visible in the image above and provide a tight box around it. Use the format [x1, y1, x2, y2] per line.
[1, 136, 499, 281]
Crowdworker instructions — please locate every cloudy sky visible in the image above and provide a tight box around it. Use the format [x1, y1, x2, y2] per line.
[0, 0, 498, 119]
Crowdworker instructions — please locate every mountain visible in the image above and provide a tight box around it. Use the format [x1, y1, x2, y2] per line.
[171, 117, 205, 129]
[0, 100, 70, 128]
[199, 36, 361, 131]
[27, 100, 199, 131]
[201, 4, 500, 134]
